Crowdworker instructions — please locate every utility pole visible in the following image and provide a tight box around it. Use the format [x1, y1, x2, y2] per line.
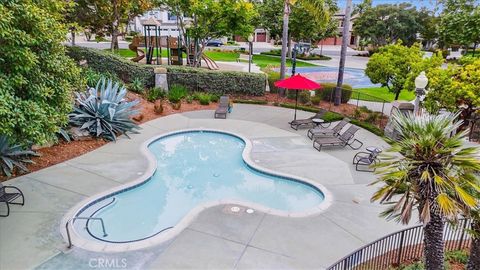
[279, 0, 291, 96]
[334, 0, 352, 106]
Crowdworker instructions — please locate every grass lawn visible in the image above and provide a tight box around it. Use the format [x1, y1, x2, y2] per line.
[108, 49, 317, 69]
[352, 87, 415, 102]
[252, 54, 317, 69]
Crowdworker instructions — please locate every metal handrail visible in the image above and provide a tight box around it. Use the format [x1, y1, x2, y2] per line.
[327, 218, 472, 270]
[66, 217, 108, 249]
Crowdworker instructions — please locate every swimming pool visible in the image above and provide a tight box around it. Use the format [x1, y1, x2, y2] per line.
[66, 130, 330, 251]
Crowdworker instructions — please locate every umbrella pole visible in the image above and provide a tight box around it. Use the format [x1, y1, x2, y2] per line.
[294, 90, 298, 121]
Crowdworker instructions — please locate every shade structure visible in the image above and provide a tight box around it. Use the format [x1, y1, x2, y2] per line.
[274, 74, 321, 121]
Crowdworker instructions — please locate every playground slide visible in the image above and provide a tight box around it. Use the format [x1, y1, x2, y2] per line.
[201, 54, 219, 70]
[128, 37, 145, 63]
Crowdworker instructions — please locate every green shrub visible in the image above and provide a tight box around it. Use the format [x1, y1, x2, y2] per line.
[233, 99, 268, 105]
[165, 66, 266, 96]
[168, 84, 187, 103]
[0, 1, 82, 145]
[0, 135, 38, 177]
[298, 91, 311, 104]
[198, 93, 211, 105]
[69, 79, 140, 141]
[266, 71, 281, 93]
[287, 90, 297, 99]
[129, 78, 145, 93]
[210, 94, 220, 103]
[82, 68, 122, 88]
[350, 119, 384, 137]
[146, 87, 165, 102]
[445, 250, 469, 264]
[315, 83, 353, 103]
[365, 111, 381, 123]
[311, 96, 321, 105]
[67, 46, 155, 87]
[185, 95, 194, 103]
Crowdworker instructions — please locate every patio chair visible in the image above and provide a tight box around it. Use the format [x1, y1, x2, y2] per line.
[0, 183, 25, 217]
[312, 125, 363, 151]
[214, 96, 229, 119]
[307, 118, 350, 140]
[290, 109, 327, 130]
[352, 149, 381, 172]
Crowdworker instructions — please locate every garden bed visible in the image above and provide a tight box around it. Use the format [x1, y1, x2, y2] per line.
[0, 92, 382, 182]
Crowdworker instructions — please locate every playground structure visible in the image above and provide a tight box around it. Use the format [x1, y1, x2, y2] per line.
[129, 17, 218, 70]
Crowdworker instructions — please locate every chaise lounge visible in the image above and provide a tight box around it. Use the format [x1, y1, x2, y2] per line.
[312, 125, 363, 151]
[290, 109, 327, 130]
[307, 119, 350, 140]
[353, 149, 381, 172]
[214, 96, 230, 119]
[0, 183, 25, 217]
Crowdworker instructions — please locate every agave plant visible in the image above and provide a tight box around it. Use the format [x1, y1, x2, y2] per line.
[69, 79, 141, 141]
[0, 135, 38, 177]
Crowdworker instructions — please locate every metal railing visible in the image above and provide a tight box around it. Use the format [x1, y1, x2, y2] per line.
[66, 217, 108, 249]
[327, 218, 472, 270]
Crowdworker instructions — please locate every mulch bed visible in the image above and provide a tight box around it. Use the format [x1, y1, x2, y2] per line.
[0, 92, 360, 182]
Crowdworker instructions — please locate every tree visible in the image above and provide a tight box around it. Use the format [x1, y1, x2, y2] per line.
[365, 42, 443, 100]
[0, 0, 81, 144]
[424, 58, 480, 125]
[162, 0, 256, 67]
[372, 112, 480, 270]
[467, 211, 480, 270]
[417, 8, 439, 50]
[255, 0, 284, 41]
[279, 0, 295, 86]
[353, 2, 422, 47]
[289, 0, 338, 45]
[438, 0, 480, 54]
[68, 0, 153, 50]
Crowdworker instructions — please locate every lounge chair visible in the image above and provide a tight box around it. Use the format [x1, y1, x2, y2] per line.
[214, 96, 229, 119]
[353, 149, 381, 172]
[290, 109, 327, 130]
[0, 183, 25, 217]
[313, 125, 363, 151]
[307, 119, 350, 140]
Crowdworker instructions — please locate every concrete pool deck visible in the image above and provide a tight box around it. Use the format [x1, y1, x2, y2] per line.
[1, 104, 410, 270]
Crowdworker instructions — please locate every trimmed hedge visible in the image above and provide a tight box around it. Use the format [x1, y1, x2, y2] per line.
[274, 103, 344, 122]
[67, 46, 155, 87]
[350, 119, 384, 137]
[67, 46, 266, 95]
[233, 99, 268, 105]
[316, 82, 353, 103]
[165, 66, 266, 96]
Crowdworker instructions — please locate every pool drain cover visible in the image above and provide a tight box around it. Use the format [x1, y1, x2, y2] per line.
[231, 206, 241, 212]
[246, 209, 254, 214]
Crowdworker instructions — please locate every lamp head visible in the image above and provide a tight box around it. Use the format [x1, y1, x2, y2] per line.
[415, 71, 428, 89]
[247, 34, 254, 42]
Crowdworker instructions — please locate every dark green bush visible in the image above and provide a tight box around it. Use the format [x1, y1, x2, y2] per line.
[0, 1, 82, 145]
[210, 94, 220, 103]
[311, 96, 321, 105]
[233, 99, 268, 105]
[168, 84, 187, 103]
[287, 90, 297, 99]
[298, 91, 311, 104]
[197, 93, 211, 105]
[165, 66, 266, 96]
[266, 71, 281, 93]
[67, 46, 155, 87]
[350, 119, 384, 137]
[146, 87, 165, 102]
[315, 83, 353, 103]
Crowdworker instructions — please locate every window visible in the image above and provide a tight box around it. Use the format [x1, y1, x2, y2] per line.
[168, 12, 177, 21]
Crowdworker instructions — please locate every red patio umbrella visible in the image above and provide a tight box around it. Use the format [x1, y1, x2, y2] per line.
[274, 74, 321, 121]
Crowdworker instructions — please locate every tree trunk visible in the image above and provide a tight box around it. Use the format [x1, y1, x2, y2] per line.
[473, 43, 477, 57]
[71, 29, 76, 46]
[467, 220, 480, 270]
[110, 0, 119, 51]
[279, 0, 290, 96]
[320, 43, 323, 56]
[287, 36, 292, 59]
[394, 89, 401, 100]
[423, 210, 445, 270]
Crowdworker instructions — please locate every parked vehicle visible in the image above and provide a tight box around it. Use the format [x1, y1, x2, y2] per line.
[206, 39, 223, 47]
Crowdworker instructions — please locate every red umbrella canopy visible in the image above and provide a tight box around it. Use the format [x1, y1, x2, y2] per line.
[274, 74, 321, 90]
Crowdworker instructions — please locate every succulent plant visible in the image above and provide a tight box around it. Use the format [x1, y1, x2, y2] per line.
[69, 79, 141, 141]
[129, 78, 145, 93]
[0, 135, 38, 177]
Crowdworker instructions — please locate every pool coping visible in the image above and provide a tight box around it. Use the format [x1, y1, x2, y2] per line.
[60, 128, 333, 253]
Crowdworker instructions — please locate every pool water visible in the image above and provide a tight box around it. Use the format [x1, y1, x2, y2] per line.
[86, 131, 325, 242]
[284, 66, 380, 88]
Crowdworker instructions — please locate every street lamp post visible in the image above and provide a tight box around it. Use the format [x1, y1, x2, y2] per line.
[414, 71, 428, 116]
[248, 34, 254, 72]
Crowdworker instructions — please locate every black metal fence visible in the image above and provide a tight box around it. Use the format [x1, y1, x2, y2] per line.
[327, 219, 472, 270]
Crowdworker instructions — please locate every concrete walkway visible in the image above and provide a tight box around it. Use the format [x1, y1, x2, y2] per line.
[1, 104, 409, 270]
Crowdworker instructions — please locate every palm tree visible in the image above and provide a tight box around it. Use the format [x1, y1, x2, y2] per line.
[371, 112, 480, 270]
[279, 0, 295, 95]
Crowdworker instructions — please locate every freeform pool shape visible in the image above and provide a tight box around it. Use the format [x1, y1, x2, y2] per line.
[67, 130, 331, 249]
